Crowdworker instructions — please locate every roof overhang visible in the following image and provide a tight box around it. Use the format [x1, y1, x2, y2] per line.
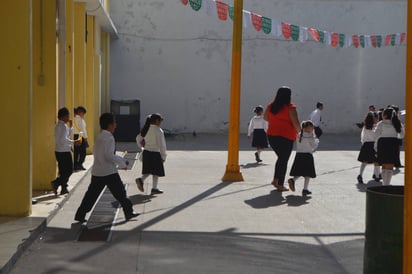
[75, 0, 118, 38]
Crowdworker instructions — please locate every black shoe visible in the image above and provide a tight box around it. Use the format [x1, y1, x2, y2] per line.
[255, 152, 262, 163]
[125, 211, 140, 221]
[357, 175, 363, 184]
[80, 165, 86, 170]
[287, 178, 295, 192]
[151, 188, 164, 195]
[302, 189, 312, 196]
[74, 216, 87, 223]
[135, 178, 144, 192]
[60, 188, 69, 195]
[51, 181, 58, 195]
[373, 174, 382, 182]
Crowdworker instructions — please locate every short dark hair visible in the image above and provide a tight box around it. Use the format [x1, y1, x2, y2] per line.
[99, 113, 115, 130]
[76, 106, 87, 114]
[316, 102, 323, 109]
[58, 107, 70, 119]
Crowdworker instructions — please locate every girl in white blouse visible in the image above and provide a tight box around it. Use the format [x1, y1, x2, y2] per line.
[247, 105, 268, 163]
[136, 113, 167, 195]
[287, 121, 319, 196]
[374, 107, 405, 185]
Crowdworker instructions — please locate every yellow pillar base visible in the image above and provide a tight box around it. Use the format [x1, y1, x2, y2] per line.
[222, 166, 244, 182]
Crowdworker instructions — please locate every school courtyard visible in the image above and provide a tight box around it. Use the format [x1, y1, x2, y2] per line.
[0, 134, 405, 274]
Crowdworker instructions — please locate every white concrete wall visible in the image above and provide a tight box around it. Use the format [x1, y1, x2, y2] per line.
[109, 0, 406, 134]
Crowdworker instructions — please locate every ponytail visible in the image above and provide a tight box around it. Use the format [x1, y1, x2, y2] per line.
[383, 108, 402, 133]
[140, 115, 151, 137]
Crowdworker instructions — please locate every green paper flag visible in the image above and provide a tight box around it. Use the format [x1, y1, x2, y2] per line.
[317, 30, 325, 43]
[339, 33, 345, 47]
[262, 17, 272, 34]
[391, 34, 396, 46]
[228, 5, 234, 20]
[189, 0, 202, 11]
[360, 35, 365, 48]
[376, 35, 382, 48]
[291, 25, 299, 41]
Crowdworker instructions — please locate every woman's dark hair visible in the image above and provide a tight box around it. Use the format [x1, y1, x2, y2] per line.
[140, 113, 164, 137]
[270, 86, 291, 114]
[76, 106, 87, 114]
[299, 120, 314, 142]
[383, 107, 402, 133]
[364, 112, 375, 130]
[99, 113, 115, 130]
[254, 105, 264, 114]
[58, 107, 70, 119]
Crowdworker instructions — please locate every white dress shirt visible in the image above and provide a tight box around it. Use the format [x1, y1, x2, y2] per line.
[374, 120, 405, 139]
[247, 115, 268, 137]
[54, 120, 73, 152]
[73, 115, 88, 138]
[92, 130, 127, 177]
[143, 124, 167, 161]
[360, 128, 376, 144]
[295, 131, 319, 153]
[309, 109, 322, 127]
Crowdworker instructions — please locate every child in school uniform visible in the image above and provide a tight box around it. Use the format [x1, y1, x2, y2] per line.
[287, 120, 319, 196]
[135, 113, 167, 195]
[357, 111, 381, 184]
[247, 105, 268, 162]
[374, 107, 405, 185]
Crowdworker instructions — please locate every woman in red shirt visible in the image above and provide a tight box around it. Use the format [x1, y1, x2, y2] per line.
[264, 87, 301, 191]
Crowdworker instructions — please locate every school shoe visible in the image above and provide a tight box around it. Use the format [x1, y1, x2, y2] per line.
[287, 178, 296, 192]
[135, 178, 144, 192]
[50, 180, 58, 195]
[372, 174, 382, 182]
[302, 189, 312, 196]
[125, 211, 140, 221]
[74, 215, 87, 223]
[357, 175, 364, 184]
[60, 188, 69, 195]
[151, 188, 164, 195]
[255, 152, 262, 163]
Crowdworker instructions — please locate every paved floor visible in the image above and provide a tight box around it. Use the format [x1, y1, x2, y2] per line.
[0, 134, 405, 274]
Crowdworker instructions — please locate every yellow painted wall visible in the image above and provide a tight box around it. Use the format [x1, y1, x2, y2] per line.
[101, 32, 111, 113]
[32, 0, 57, 190]
[0, 0, 32, 215]
[74, 2, 86, 108]
[65, 0, 74, 112]
[85, 15, 95, 152]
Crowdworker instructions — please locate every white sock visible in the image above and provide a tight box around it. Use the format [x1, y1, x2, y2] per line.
[359, 163, 367, 176]
[382, 170, 389, 185]
[152, 175, 159, 189]
[303, 177, 310, 190]
[385, 170, 393, 185]
[293, 176, 300, 182]
[373, 166, 381, 177]
[141, 174, 150, 182]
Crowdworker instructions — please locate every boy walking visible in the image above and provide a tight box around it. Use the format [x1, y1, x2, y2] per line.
[75, 113, 139, 223]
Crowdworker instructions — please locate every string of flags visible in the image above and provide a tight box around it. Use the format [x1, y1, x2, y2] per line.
[181, 0, 406, 48]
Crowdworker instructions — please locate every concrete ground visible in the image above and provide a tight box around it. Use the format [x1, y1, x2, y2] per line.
[0, 133, 405, 274]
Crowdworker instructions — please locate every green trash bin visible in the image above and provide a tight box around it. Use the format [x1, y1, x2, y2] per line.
[363, 185, 404, 274]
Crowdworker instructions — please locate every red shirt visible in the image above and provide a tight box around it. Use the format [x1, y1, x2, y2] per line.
[266, 103, 297, 141]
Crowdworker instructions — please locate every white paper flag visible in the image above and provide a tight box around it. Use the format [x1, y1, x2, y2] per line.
[271, 18, 282, 37]
[204, 0, 216, 17]
[243, 10, 251, 29]
[299, 26, 308, 42]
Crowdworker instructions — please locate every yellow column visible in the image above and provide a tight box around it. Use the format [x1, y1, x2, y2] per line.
[404, 0, 412, 271]
[74, 2, 86, 107]
[0, 0, 32, 215]
[32, 0, 58, 190]
[222, 0, 244, 182]
[85, 15, 95, 151]
[101, 32, 111, 112]
[65, 0, 74, 112]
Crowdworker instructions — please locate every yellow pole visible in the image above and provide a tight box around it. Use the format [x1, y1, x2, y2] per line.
[404, 0, 412, 271]
[222, 0, 244, 182]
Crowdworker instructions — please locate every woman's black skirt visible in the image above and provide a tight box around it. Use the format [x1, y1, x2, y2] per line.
[289, 153, 316, 178]
[252, 129, 268, 148]
[357, 142, 377, 163]
[142, 150, 165, 177]
[377, 137, 399, 165]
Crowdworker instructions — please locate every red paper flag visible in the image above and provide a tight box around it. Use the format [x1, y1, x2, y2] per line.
[371, 36, 377, 48]
[352, 35, 359, 48]
[181, 0, 189, 5]
[252, 13, 262, 32]
[401, 33, 406, 44]
[282, 22, 291, 39]
[308, 28, 319, 41]
[385, 34, 392, 46]
[331, 32, 339, 47]
[216, 1, 228, 21]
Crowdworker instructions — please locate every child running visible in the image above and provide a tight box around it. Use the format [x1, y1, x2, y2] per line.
[287, 120, 319, 196]
[247, 105, 268, 163]
[135, 113, 167, 195]
[357, 112, 381, 184]
[374, 107, 404, 185]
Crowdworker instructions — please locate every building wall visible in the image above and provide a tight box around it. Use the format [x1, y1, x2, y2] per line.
[109, 0, 406, 134]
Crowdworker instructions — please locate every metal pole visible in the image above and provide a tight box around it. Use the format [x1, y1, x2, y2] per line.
[222, 0, 244, 182]
[404, 1, 412, 272]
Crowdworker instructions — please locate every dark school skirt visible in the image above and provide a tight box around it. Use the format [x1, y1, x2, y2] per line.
[142, 150, 165, 177]
[377, 137, 399, 165]
[289, 153, 316, 178]
[357, 142, 377, 163]
[252, 129, 268, 148]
